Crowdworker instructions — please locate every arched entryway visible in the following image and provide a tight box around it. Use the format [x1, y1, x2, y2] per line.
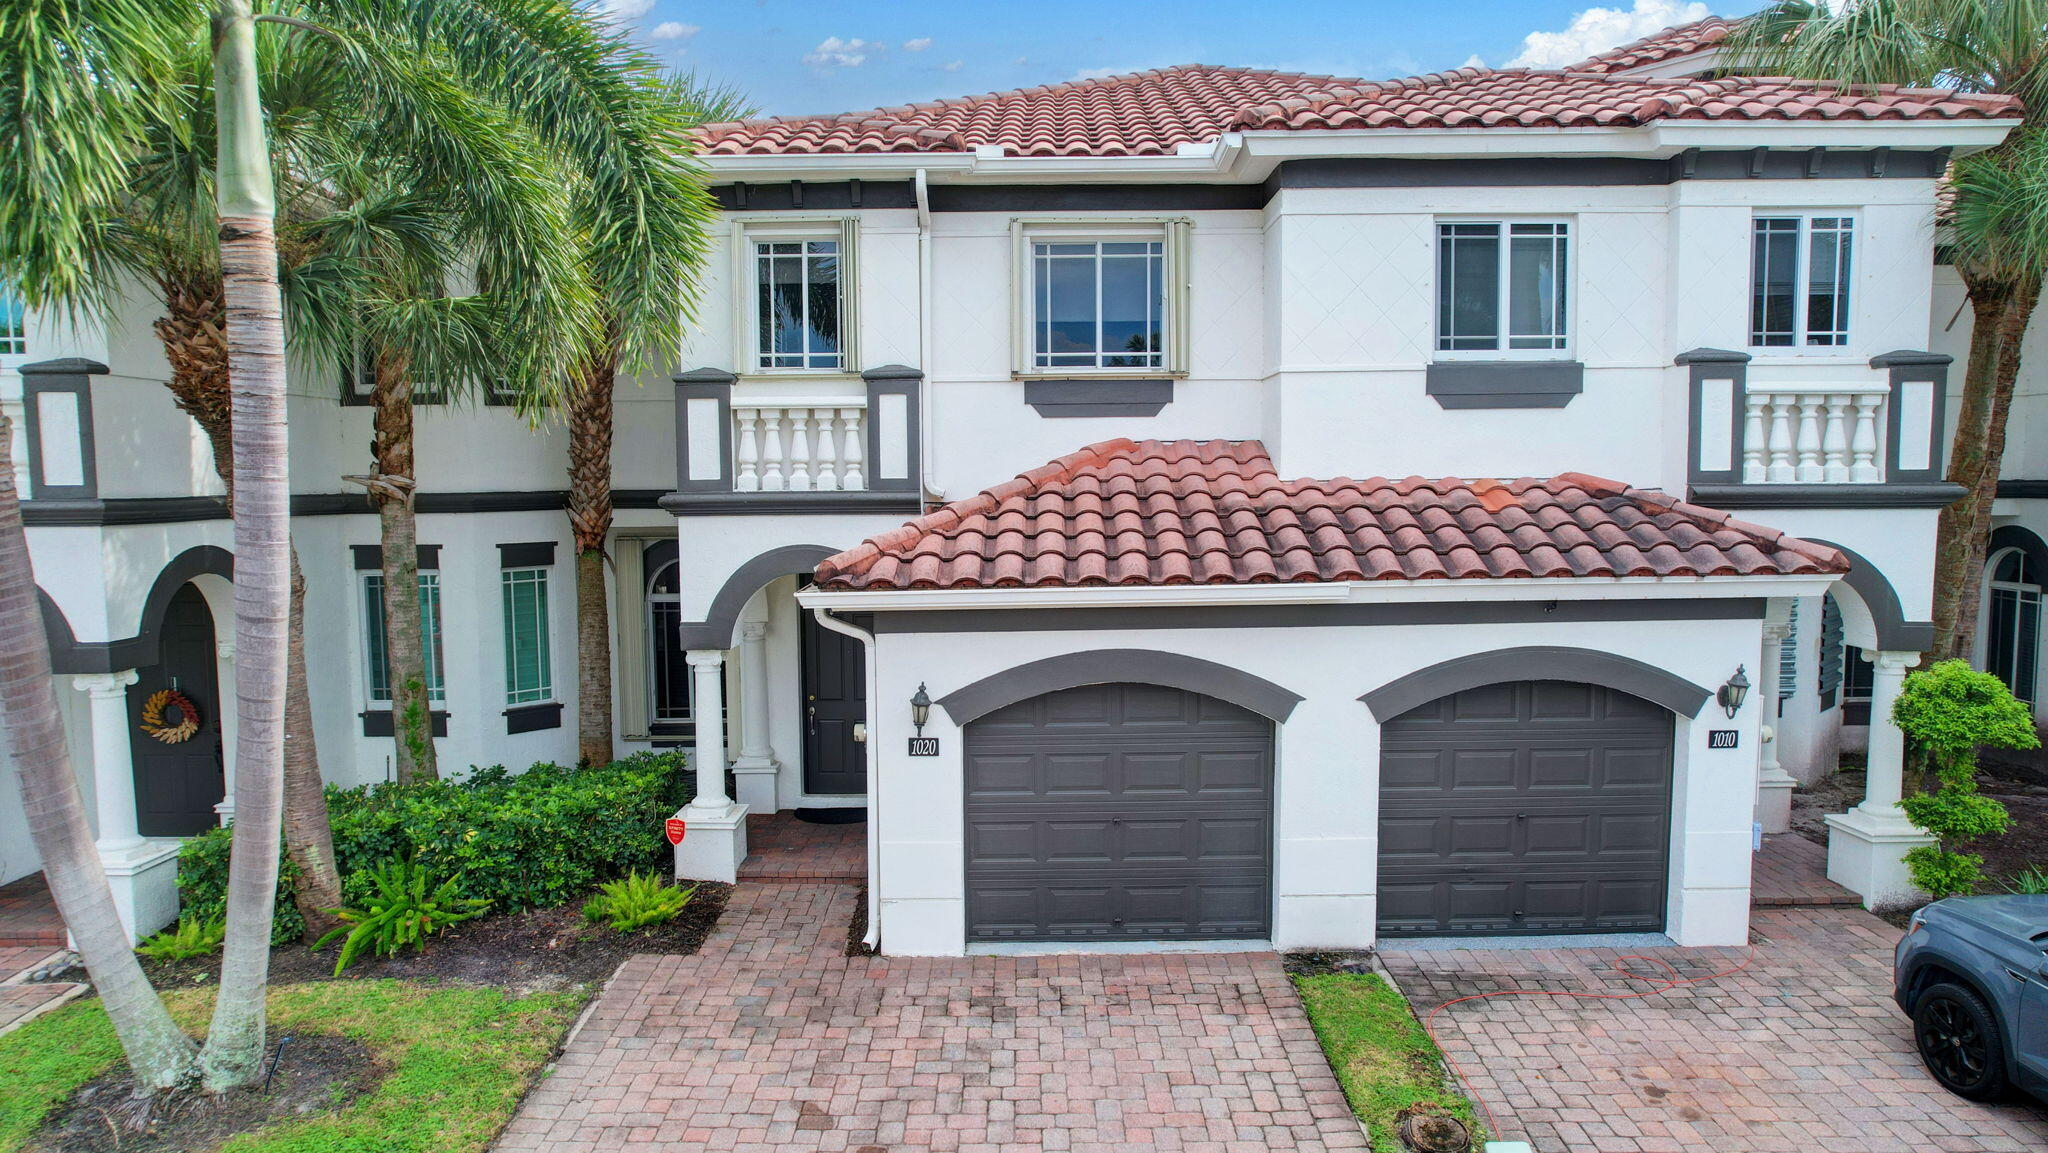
[125, 584, 225, 837]
[1376, 680, 1675, 937]
[961, 682, 1275, 943]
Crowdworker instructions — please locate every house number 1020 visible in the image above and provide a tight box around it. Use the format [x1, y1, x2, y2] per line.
[907, 737, 940, 756]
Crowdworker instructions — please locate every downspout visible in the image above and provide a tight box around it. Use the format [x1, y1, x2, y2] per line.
[812, 606, 881, 951]
[914, 169, 939, 501]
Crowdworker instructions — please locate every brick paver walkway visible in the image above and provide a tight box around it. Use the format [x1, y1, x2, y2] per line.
[737, 813, 865, 884]
[0, 874, 64, 947]
[0, 936, 79, 1038]
[1382, 906, 2048, 1152]
[496, 882, 1367, 1152]
[1749, 834, 1857, 907]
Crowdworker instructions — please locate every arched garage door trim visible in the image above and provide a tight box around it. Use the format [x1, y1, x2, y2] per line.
[939, 648, 1304, 726]
[1359, 646, 1711, 722]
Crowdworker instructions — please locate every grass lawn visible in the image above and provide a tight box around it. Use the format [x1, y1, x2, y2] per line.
[0, 979, 583, 1153]
[1293, 970, 1485, 1153]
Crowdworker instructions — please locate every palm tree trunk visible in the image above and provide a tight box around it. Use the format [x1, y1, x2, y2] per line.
[0, 416, 198, 1090]
[566, 350, 616, 766]
[155, 279, 341, 941]
[371, 355, 437, 782]
[1933, 272, 2043, 661]
[201, 0, 289, 1092]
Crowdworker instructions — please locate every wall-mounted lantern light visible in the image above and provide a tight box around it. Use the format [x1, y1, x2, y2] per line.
[1717, 665, 1750, 719]
[910, 682, 932, 736]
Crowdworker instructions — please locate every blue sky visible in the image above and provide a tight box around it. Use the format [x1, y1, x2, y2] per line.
[602, 0, 1771, 118]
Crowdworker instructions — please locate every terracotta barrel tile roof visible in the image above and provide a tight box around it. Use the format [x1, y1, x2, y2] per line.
[697, 61, 2019, 158]
[813, 439, 1847, 591]
[1571, 15, 1740, 73]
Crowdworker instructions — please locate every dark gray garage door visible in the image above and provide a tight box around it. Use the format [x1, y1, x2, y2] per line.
[1377, 680, 1673, 937]
[964, 683, 1273, 942]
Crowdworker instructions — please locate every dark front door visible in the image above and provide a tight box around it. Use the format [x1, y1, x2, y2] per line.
[962, 683, 1274, 943]
[1376, 680, 1673, 937]
[127, 585, 225, 837]
[800, 599, 867, 795]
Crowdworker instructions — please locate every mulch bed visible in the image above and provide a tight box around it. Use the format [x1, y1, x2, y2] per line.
[24, 1034, 377, 1153]
[138, 882, 731, 994]
[1793, 761, 2048, 892]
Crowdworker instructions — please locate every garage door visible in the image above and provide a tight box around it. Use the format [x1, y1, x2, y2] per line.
[1377, 680, 1673, 937]
[963, 683, 1273, 942]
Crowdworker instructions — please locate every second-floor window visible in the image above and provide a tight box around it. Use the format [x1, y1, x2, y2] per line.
[1750, 215, 1852, 348]
[755, 237, 843, 371]
[1, 288, 25, 357]
[1031, 239, 1165, 370]
[1436, 221, 1570, 354]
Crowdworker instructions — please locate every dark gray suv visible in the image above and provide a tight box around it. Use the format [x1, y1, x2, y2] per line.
[1894, 895, 2048, 1101]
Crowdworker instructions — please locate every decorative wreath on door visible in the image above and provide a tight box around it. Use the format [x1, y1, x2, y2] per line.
[139, 689, 200, 744]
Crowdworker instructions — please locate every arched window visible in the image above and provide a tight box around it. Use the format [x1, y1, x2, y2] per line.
[644, 540, 692, 728]
[1988, 546, 2042, 706]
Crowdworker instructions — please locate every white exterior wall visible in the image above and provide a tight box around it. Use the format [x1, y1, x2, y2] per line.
[864, 611, 1763, 956]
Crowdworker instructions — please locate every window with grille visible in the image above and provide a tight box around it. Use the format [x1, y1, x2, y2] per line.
[755, 238, 843, 371]
[0, 288, 25, 357]
[501, 568, 552, 705]
[1436, 221, 1570, 354]
[1750, 215, 1852, 347]
[363, 571, 445, 702]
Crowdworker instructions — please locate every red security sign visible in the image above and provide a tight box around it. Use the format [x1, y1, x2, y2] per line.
[664, 817, 686, 845]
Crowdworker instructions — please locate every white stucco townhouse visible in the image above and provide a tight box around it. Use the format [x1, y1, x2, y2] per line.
[0, 19, 2028, 954]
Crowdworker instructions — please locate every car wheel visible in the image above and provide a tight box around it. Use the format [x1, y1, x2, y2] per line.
[1913, 982, 2010, 1101]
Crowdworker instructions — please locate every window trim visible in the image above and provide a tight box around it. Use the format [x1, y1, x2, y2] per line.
[1433, 217, 1574, 361]
[1987, 546, 2043, 707]
[1010, 218, 1191, 379]
[1747, 211, 1856, 353]
[500, 565, 554, 707]
[732, 216, 860, 380]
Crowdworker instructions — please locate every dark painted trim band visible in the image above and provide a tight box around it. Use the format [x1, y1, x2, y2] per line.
[1425, 361, 1583, 409]
[40, 544, 234, 675]
[929, 183, 1263, 212]
[1998, 480, 2048, 500]
[360, 709, 450, 738]
[658, 491, 923, 516]
[870, 598, 1764, 634]
[1023, 377, 1174, 417]
[675, 544, 840, 650]
[938, 648, 1304, 726]
[504, 701, 564, 734]
[1265, 150, 1943, 197]
[498, 541, 557, 568]
[352, 544, 441, 570]
[1687, 483, 1965, 510]
[20, 489, 633, 525]
[1359, 646, 1713, 721]
[713, 180, 915, 211]
[1801, 537, 1933, 652]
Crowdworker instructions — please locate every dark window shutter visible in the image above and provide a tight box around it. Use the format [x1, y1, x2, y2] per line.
[1817, 592, 1845, 707]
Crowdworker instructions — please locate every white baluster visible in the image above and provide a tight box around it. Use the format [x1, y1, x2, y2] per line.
[840, 406, 866, 491]
[1742, 392, 1769, 484]
[813, 408, 841, 491]
[1850, 394, 1884, 483]
[786, 409, 813, 491]
[1794, 395, 1826, 482]
[1820, 397, 1851, 483]
[1766, 394, 1798, 483]
[734, 409, 762, 492]
[760, 410, 787, 491]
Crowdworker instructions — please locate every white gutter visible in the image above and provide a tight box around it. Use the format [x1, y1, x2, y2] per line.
[797, 573, 1842, 611]
[811, 607, 882, 952]
[913, 169, 939, 501]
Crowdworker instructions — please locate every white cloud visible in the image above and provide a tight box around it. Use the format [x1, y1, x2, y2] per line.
[1461, 54, 1487, 70]
[902, 37, 932, 52]
[804, 36, 883, 67]
[597, 0, 656, 22]
[1013, 56, 1028, 65]
[942, 59, 963, 72]
[651, 21, 699, 40]
[1505, 0, 1710, 69]
[1071, 66, 1132, 82]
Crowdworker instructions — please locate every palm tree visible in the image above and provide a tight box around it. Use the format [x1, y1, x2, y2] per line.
[1727, 1, 2048, 662]
[565, 75, 741, 766]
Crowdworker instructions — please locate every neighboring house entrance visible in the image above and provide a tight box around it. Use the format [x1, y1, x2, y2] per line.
[961, 682, 1273, 943]
[126, 585, 224, 837]
[1376, 680, 1673, 937]
[800, 593, 867, 795]
[1987, 547, 2042, 708]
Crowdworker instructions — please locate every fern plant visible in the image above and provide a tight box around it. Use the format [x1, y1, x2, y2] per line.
[315, 856, 490, 974]
[583, 871, 696, 932]
[136, 916, 226, 961]
[2004, 865, 2048, 895]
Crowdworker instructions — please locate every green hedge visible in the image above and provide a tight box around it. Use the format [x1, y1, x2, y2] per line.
[177, 752, 692, 944]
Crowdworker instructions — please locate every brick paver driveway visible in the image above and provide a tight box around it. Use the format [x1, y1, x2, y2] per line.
[1382, 906, 2048, 1152]
[496, 882, 1367, 1152]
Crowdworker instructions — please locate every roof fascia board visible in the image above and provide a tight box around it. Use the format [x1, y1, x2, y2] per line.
[797, 573, 1840, 611]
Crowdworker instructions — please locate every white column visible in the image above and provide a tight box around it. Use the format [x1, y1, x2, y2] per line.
[75, 670, 143, 852]
[1826, 650, 1937, 909]
[674, 649, 747, 884]
[730, 620, 781, 812]
[213, 640, 237, 824]
[1754, 611, 1796, 834]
